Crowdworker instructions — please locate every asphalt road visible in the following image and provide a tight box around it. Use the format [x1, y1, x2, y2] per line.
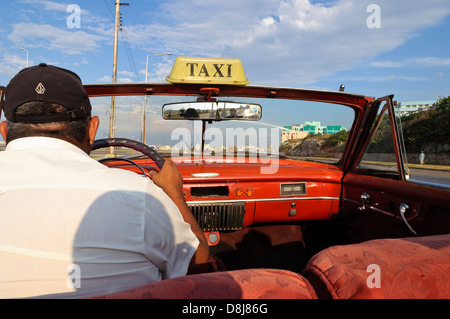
[409, 168, 450, 187]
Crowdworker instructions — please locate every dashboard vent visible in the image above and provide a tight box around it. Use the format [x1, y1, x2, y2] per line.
[190, 186, 229, 198]
[188, 202, 245, 232]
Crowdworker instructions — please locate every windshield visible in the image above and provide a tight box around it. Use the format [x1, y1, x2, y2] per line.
[90, 95, 355, 165]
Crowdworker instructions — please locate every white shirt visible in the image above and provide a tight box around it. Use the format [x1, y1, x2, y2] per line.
[0, 137, 199, 298]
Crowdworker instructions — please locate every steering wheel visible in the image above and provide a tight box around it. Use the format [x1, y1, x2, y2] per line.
[92, 138, 165, 171]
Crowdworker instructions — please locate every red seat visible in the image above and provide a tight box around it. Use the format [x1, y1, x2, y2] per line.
[94, 234, 450, 299]
[94, 268, 317, 299]
[302, 234, 450, 299]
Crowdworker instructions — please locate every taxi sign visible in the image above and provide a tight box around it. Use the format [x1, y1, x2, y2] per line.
[166, 57, 249, 85]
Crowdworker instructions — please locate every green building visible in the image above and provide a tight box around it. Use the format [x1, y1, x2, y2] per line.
[282, 121, 347, 140]
[325, 125, 346, 134]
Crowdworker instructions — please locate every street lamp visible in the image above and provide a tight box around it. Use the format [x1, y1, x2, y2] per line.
[20, 48, 29, 67]
[141, 52, 172, 144]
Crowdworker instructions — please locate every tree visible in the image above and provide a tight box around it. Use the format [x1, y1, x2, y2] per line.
[401, 96, 450, 152]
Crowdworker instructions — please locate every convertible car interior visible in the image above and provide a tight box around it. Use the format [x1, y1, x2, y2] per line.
[1, 57, 449, 299]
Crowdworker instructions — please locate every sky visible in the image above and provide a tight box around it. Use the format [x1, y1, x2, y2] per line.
[0, 0, 450, 143]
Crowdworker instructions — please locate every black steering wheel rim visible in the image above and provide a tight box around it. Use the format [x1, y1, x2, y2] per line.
[92, 138, 165, 170]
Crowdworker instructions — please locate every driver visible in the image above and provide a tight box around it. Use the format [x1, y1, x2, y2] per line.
[0, 64, 210, 298]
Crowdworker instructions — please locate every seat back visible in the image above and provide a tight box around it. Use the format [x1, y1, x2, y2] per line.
[302, 234, 450, 299]
[94, 268, 317, 299]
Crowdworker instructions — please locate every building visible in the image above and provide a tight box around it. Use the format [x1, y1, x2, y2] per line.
[303, 121, 325, 135]
[394, 100, 436, 117]
[282, 127, 309, 143]
[282, 121, 347, 143]
[326, 125, 348, 134]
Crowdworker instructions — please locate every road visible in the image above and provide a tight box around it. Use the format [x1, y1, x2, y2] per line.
[409, 168, 450, 187]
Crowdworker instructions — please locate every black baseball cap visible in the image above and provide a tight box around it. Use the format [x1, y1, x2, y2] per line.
[3, 63, 92, 123]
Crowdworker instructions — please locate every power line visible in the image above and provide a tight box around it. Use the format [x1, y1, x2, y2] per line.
[103, 0, 115, 21]
[120, 19, 140, 82]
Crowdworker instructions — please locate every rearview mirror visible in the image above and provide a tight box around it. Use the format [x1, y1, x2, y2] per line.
[162, 101, 262, 121]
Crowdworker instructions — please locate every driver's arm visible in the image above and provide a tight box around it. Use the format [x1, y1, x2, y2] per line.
[150, 160, 210, 274]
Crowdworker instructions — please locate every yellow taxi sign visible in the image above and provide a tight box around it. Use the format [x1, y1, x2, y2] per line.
[166, 57, 249, 85]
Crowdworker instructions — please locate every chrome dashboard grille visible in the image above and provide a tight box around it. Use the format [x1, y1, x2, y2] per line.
[188, 202, 246, 232]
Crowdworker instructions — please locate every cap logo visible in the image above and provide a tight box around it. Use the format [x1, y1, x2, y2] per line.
[35, 82, 46, 94]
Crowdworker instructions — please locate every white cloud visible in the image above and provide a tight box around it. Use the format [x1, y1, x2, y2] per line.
[370, 60, 407, 68]
[97, 74, 135, 84]
[118, 78, 134, 83]
[19, 0, 69, 12]
[371, 57, 450, 68]
[124, 0, 450, 86]
[342, 74, 425, 82]
[18, 0, 109, 25]
[413, 57, 450, 67]
[98, 75, 111, 82]
[119, 70, 136, 78]
[148, 61, 175, 83]
[8, 23, 108, 55]
[2, 0, 450, 93]
[0, 53, 29, 77]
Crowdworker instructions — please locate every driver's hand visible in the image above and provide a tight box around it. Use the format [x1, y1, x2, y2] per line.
[151, 160, 210, 271]
[149, 160, 183, 195]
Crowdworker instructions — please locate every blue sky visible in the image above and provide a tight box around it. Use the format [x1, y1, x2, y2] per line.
[1, 0, 450, 142]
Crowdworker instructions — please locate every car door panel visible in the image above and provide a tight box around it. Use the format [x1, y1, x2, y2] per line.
[342, 172, 450, 242]
[341, 95, 450, 243]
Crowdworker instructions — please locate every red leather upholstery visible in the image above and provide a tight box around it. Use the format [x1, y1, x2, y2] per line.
[302, 234, 450, 299]
[94, 234, 450, 299]
[94, 268, 318, 299]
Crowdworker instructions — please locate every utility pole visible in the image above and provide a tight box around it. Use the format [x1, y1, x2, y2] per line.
[108, 0, 129, 156]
